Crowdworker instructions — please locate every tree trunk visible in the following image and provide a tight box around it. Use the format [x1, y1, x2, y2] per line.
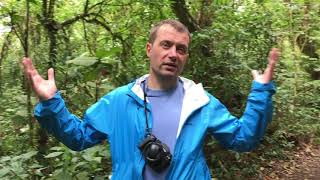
[48, 28, 58, 67]
[24, 0, 35, 146]
[171, 0, 200, 33]
[42, 0, 58, 67]
[198, 0, 213, 28]
[0, 33, 12, 96]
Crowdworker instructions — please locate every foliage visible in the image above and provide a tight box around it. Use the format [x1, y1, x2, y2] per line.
[0, 150, 39, 179]
[0, 144, 110, 179]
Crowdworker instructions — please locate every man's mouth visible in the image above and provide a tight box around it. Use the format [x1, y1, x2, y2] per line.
[162, 63, 177, 69]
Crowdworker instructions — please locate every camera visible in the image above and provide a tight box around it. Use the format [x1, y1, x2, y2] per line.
[139, 134, 172, 173]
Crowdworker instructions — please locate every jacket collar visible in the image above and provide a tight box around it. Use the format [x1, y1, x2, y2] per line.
[127, 74, 210, 137]
[128, 74, 149, 102]
[177, 76, 210, 137]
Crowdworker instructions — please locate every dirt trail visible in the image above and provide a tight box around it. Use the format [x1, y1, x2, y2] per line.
[262, 145, 320, 180]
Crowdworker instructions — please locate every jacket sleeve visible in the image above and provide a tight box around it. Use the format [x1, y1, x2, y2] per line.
[34, 91, 113, 151]
[207, 81, 276, 152]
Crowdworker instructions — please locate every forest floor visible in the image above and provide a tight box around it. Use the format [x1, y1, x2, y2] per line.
[260, 143, 320, 180]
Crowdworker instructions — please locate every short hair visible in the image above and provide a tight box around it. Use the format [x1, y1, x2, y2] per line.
[148, 19, 191, 44]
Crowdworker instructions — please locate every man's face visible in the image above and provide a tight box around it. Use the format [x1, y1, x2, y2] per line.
[146, 25, 189, 79]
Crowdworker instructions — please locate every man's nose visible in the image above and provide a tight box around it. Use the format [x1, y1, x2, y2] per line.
[168, 46, 177, 60]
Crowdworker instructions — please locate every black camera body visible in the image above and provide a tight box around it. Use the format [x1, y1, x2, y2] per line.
[139, 134, 172, 173]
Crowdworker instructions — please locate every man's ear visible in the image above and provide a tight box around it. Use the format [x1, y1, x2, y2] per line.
[146, 42, 152, 57]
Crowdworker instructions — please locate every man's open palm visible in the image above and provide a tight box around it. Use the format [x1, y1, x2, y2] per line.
[22, 58, 57, 100]
[252, 48, 280, 84]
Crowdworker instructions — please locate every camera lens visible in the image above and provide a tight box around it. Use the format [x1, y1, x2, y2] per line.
[139, 134, 172, 172]
[149, 144, 160, 158]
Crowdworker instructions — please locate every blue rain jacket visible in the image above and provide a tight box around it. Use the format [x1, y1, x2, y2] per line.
[34, 75, 276, 180]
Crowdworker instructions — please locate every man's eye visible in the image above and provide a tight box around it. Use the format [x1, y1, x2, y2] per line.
[161, 41, 171, 49]
[177, 47, 187, 55]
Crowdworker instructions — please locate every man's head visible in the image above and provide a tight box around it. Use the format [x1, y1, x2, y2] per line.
[148, 20, 191, 44]
[146, 20, 190, 81]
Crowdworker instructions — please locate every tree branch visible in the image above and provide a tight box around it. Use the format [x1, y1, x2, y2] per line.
[10, 23, 25, 51]
[84, 17, 112, 34]
[87, 0, 108, 11]
[60, 13, 91, 27]
[84, 17, 129, 67]
[84, 0, 90, 12]
[82, 20, 94, 55]
[60, 0, 109, 27]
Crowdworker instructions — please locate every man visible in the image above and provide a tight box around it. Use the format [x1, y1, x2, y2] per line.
[23, 19, 280, 179]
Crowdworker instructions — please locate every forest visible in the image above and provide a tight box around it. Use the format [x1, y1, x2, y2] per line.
[0, 0, 319, 179]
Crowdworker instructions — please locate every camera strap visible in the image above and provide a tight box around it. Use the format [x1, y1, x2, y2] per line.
[139, 80, 173, 173]
[143, 81, 152, 135]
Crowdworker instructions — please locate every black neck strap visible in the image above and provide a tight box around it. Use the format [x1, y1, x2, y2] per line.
[143, 81, 152, 135]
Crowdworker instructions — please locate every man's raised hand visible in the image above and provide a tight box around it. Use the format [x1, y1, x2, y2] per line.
[251, 48, 280, 84]
[22, 57, 57, 101]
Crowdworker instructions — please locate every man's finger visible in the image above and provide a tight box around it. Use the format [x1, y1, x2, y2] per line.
[251, 70, 259, 80]
[28, 73, 37, 90]
[23, 57, 41, 78]
[22, 57, 29, 71]
[22, 58, 32, 80]
[48, 68, 55, 82]
[22, 57, 33, 70]
[268, 48, 280, 65]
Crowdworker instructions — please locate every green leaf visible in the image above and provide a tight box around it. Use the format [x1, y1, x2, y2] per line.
[44, 152, 64, 158]
[55, 162, 64, 167]
[66, 57, 98, 66]
[21, 151, 38, 160]
[96, 47, 122, 58]
[33, 167, 47, 176]
[50, 146, 64, 151]
[100, 57, 119, 65]
[81, 154, 93, 162]
[18, 173, 28, 179]
[95, 157, 102, 162]
[15, 110, 27, 117]
[83, 70, 99, 82]
[74, 161, 87, 170]
[29, 164, 43, 169]
[14, 95, 27, 103]
[75, 172, 89, 180]
[197, 33, 211, 39]
[12, 155, 21, 161]
[52, 169, 72, 180]
[0, 168, 11, 178]
[0, 156, 11, 162]
[5, 109, 15, 112]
